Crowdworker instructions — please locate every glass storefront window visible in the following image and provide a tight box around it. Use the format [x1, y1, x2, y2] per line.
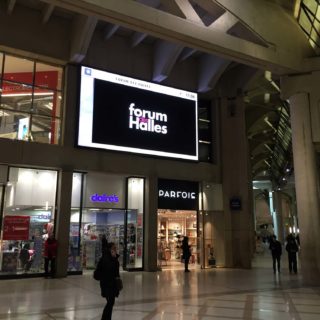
[31, 115, 60, 144]
[68, 173, 145, 273]
[127, 177, 144, 269]
[81, 209, 125, 269]
[3, 55, 34, 84]
[0, 110, 30, 140]
[1, 81, 33, 112]
[35, 63, 63, 91]
[31, 91, 62, 118]
[0, 167, 58, 275]
[0, 51, 63, 145]
[68, 173, 83, 272]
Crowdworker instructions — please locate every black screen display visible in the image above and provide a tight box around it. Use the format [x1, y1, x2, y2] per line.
[78, 67, 198, 160]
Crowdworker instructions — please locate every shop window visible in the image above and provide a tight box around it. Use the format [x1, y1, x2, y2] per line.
[0, 110, 30, 140]
[31, 115, 60, 144]
[35, 63, 63, 91]
[157, 210, 197, 269]
[68, 174, 144, 272]
[126, 177, 144, 270]
[0, 52, 63, 145]
[0, 167, 58, 276]
[3, 55, 34, 84]
[68, 172, 84, 272]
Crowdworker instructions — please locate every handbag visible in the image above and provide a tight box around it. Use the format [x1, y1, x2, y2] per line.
[93, 258, 103, 281]
[115, 277, 123, 291]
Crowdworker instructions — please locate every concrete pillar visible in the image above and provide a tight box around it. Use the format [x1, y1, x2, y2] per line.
[220, 96, 254, 268]
[55, 170, 73, 277]
[144, 174, 158, 271]
[286, 92, 320, 283]
[273, 191, 285, 243]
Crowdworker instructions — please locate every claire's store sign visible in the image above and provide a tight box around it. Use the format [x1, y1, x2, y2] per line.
[158, 179, 198, 210]
[90, 193, 119, 203]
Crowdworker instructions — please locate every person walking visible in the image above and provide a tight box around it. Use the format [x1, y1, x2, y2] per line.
[99, 242, 121, 320]
[43, 234, 58, 278]
[269, 235, 282, 274]
[286, 234, 299, 274]
[182, 236, 191, 272]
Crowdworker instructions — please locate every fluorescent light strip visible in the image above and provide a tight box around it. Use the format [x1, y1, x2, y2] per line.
[2, 92, 54, 97]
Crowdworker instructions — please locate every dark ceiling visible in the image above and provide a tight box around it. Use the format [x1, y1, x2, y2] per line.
[1, 0, 300, 189]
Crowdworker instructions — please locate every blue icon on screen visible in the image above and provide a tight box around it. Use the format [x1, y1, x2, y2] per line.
[85, 68, 92, 76]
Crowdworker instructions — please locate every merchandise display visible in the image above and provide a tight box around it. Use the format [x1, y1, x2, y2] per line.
[157, 210, 197, 268]
[0, 217, 53, 274]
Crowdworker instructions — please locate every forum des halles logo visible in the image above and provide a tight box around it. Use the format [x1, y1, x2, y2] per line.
[128, 103, 168, 134]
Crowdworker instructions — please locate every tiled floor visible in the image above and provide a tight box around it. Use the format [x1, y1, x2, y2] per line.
[0, 254, 319, 319]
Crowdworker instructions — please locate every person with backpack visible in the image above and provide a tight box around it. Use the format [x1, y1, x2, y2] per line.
[269, 235, 282, 274]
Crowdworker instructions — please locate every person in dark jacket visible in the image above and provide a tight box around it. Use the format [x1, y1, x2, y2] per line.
[43, 234, 58, 278]
[286, 234, 299, 274]
[182, 236, 191, 272]
[269, 235, 282, 273]
[99, 242, 120, 320]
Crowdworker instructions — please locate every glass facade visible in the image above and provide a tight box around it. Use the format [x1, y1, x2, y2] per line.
[0, 167, 58, 275]
[0, 52, 63, 144]
[198, 100, 212, 162]
[68, 173, 144, 273]
[298, 0, 320, 54]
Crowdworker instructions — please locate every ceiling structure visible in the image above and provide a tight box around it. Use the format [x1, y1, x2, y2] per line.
[0, 0, 314, 190]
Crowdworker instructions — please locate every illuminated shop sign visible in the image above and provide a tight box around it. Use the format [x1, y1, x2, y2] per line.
[129, 103, 167, 134]
[77, 66, 198, 160]
[159, 190, 196, 199]
[90, 193, 119, 203]
[158, 179, 198, 210]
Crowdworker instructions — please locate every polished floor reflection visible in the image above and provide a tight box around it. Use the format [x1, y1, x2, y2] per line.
[0, 255, 319, 319]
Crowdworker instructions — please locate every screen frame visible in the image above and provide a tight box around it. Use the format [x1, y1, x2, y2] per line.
[77, 66, 199, 161]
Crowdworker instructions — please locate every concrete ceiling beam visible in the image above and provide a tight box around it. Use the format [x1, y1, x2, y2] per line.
[161, 0, 203, 23]
[198, 54, 230, 92]
[104, 24, 120, 40]
[153, 40, 183, 82]
[42, 4, 55, 24]
[179, 47, 197, 61]
[131, 32, 147, 47]
[70, 14, 98, 63]
[7, 0, 16, 15]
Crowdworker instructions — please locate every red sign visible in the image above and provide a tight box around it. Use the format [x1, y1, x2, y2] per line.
[3, 216, 30, 240]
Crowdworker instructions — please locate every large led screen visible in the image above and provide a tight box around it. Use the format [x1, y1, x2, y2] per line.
[77, 66, 198, 160]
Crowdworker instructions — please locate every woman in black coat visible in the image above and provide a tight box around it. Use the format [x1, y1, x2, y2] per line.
[99, 242, 120, 320]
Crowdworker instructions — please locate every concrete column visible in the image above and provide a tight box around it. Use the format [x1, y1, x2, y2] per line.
[287, 92, 320, 283]
[55, 170, 73, 277]
[220, 96, 254, 268]
[144, 174, 158, 271]
[273, 191, 285, 243]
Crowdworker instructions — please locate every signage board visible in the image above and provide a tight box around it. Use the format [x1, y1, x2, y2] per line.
[77, 66, 198, 160]
[158, 179, 198, 210]
[230, 197, 242, 210]
[3, 215, 30, 240]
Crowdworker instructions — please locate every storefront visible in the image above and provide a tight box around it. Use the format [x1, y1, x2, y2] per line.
[68, 172, 144, 273]
[0, 166, 58, 277]
[157, 179, 199, 270]
[0, 166, 144, 278]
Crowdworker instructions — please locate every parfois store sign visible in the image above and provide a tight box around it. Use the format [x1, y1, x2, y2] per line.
[158, 179, 198, 210]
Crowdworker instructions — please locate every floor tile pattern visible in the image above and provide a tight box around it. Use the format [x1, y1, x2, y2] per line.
[0, 255, 319, 319]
